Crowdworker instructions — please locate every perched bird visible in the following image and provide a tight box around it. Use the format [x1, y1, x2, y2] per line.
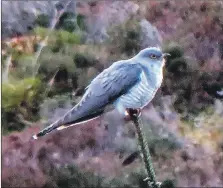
[32, 47, 170, 139]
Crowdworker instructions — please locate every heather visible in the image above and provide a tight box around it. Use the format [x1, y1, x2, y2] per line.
[2, 1, 223, 187]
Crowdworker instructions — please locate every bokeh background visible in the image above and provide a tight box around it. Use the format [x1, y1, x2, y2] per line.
[1, 0, 223, 187]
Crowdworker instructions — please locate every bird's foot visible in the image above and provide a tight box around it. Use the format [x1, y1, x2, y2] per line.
[126, 108, 141, 119]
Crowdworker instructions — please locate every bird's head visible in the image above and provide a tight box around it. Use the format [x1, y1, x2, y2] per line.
[134, 47, 170, 71]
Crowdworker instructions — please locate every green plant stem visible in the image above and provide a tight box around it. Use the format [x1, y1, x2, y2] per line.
[33, 0, 72, 76]
[131, 115, 159, 188]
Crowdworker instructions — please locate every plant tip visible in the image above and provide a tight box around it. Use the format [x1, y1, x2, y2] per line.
[32, 135, 38, 140]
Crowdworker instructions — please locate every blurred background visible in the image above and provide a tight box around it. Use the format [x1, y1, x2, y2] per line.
[1, 0, 223, 187]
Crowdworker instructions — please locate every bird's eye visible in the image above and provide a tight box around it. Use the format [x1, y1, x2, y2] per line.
[149, 54, 157, 59]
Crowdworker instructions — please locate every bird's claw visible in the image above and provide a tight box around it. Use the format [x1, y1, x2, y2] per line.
[126, 108, 141, 118]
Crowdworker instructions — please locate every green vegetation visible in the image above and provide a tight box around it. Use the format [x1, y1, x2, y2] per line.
[108, 19, 141, 56]
[2, 15, 221, 134]
[1, 26, 83, 132]
[2, 1, 223, 187]
[35, 12, 84, 32]
[2, 77, 43, 132]
[164, 45, 188, 75]
[73, 52, 96, 68]
[56, 12, 77, 32]
[34, 14, 50, 28]
[53, 165, 175, 188]
[33, 27, 82, 46]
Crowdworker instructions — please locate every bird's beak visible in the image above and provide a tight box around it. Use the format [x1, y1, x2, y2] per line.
[162, 53, 171, 58]
[162, 53, 171, 66]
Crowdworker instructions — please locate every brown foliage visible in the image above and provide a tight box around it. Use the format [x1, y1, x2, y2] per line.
[2, 119, 107, 187]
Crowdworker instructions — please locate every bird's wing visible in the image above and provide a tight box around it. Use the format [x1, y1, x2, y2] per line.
[64, 61, 142, 122]
[88, 61, 142, 98]
[33, 61, 142, 139]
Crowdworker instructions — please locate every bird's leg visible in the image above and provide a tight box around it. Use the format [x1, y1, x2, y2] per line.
[124, 110, 131, 121]
[126, 108, 141, 117]
[125, 108, 141, 121]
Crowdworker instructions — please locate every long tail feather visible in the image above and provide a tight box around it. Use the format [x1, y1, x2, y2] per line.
[32, 109, 104, 140]
[32, 119, 62, 139]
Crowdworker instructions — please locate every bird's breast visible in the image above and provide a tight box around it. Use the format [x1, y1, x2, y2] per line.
[117, 71, 161, 109]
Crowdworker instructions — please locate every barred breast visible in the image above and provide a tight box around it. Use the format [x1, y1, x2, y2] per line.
[117, 71, 160, 109]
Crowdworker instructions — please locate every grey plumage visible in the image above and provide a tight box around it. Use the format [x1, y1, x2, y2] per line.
[32, 47, 169, 139]
[33, 61, 142, 138]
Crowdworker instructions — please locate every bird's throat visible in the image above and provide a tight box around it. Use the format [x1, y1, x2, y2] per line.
[142, 66, 163, 89]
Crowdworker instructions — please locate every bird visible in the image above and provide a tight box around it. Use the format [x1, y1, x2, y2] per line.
[32, 47, 170, 140]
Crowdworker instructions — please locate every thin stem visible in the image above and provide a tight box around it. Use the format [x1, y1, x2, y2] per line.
[33, 1, 72, 76]
[130, 113, 159, 188]
[3, 54, 12, 83]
